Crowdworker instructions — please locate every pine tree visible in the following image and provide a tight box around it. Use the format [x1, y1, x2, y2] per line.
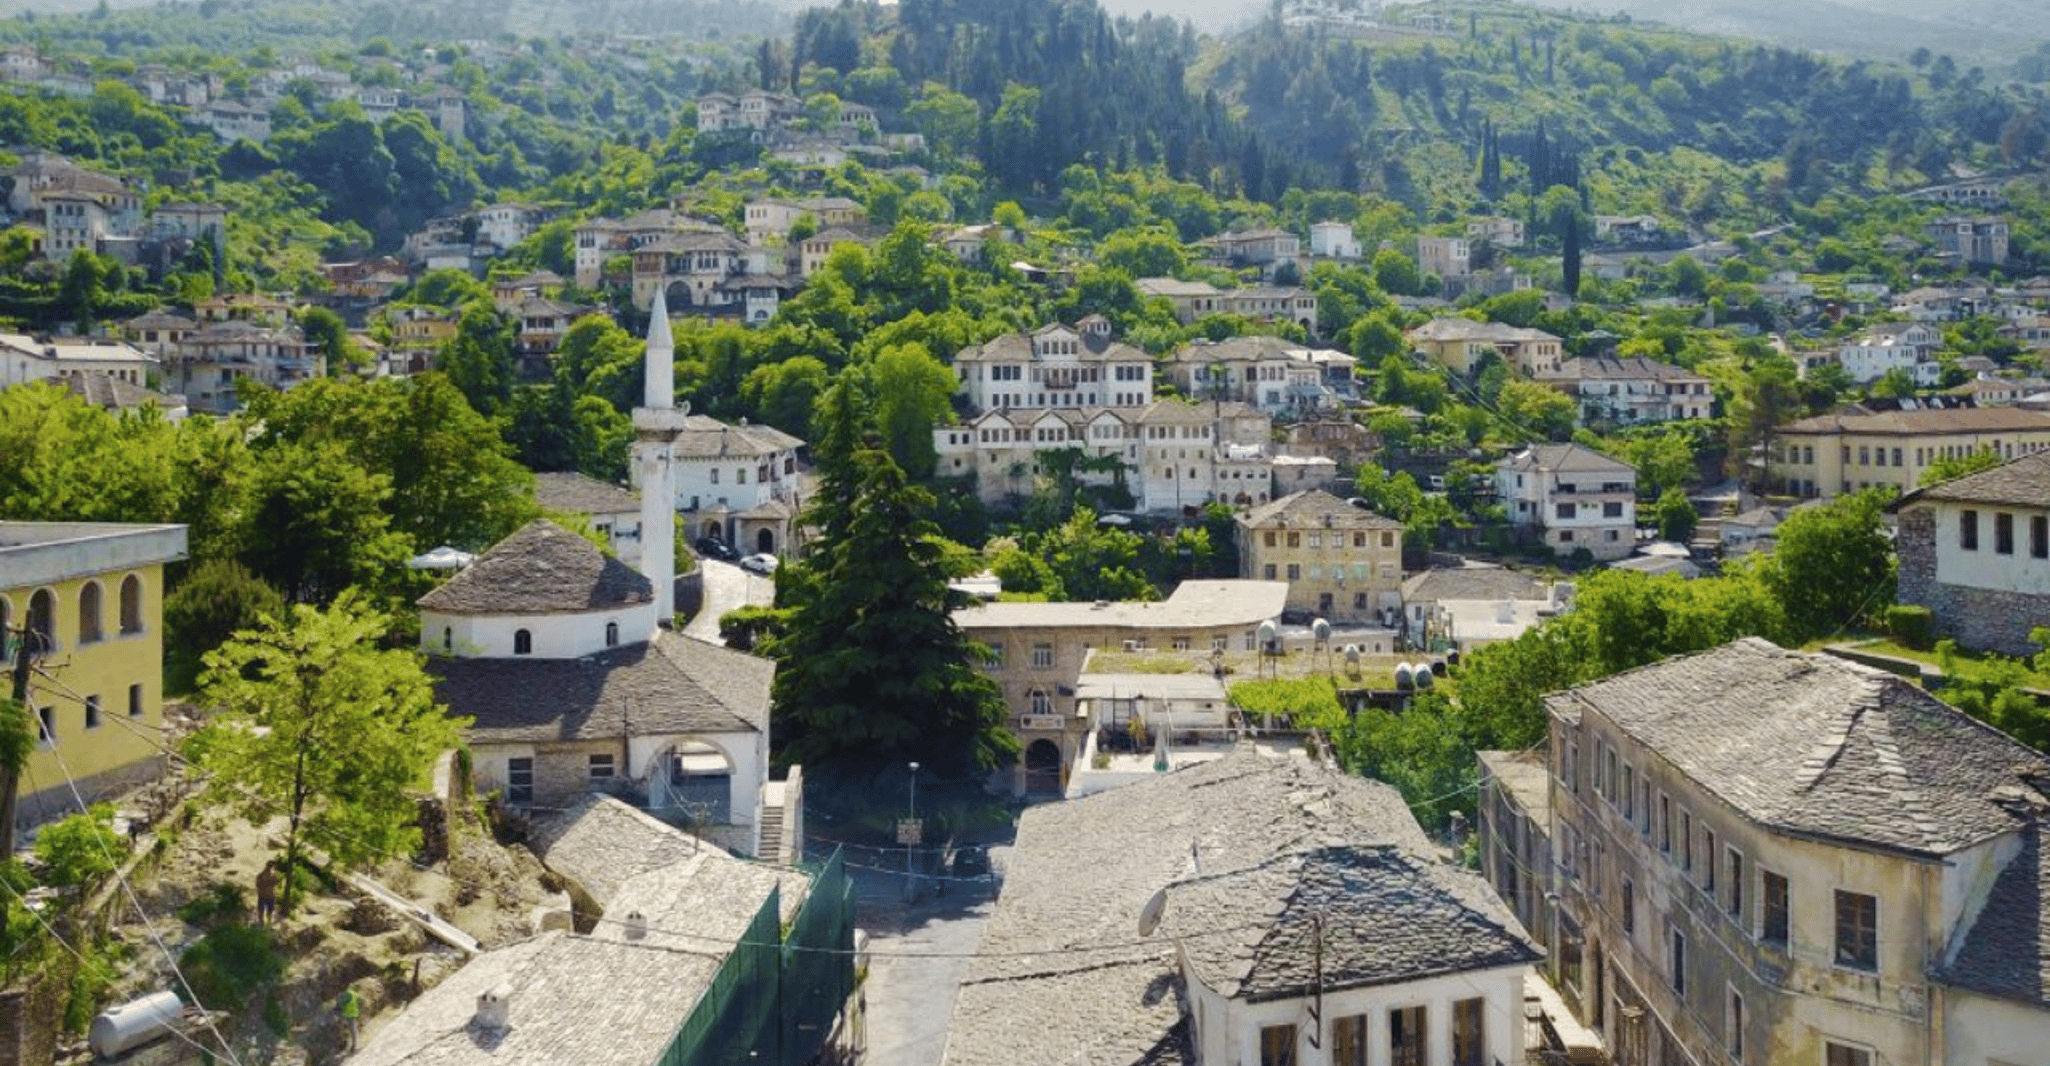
[770, 443, 1016, 785]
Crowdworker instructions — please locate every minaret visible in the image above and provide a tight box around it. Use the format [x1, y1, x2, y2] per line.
[633, 289, 685, 625]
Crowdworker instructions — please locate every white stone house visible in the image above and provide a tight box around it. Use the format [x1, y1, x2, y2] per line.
[661, 414, 805, 556]
[1496, 443, 1637, 561]
[951, 318, 1153, 413]
[1309, 220, 1360, 259]
[1893, 450, 2050, 656]
[1836, 322, 1943, 386]
[1535, 356, 1714, 425]
[532, 472, 643, 568]
[0, 334, 155, 388]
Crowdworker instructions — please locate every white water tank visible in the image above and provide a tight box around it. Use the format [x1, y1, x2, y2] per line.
[89, 991, 182, 1058]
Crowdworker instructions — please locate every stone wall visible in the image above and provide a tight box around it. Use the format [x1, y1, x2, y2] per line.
[1895, 505, 2048, 656]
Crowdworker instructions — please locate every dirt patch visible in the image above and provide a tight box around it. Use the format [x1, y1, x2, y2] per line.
[87, 801, 561, 1066]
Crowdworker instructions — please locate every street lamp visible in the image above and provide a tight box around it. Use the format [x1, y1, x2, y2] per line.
[905, 762, 921, 903]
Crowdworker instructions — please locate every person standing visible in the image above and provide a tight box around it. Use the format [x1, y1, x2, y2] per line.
[339, 985, 361, 1051]
[255, 862, 279, 926]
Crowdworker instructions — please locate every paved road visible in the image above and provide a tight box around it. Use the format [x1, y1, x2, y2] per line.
[682, 558, 775, 644]
[827, 838, 1008, 1066]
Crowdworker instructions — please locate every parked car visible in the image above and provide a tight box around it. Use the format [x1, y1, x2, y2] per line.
[950, 844, 990, 879]
[739, 553, 779, 575]
[695, 537, 739, 562]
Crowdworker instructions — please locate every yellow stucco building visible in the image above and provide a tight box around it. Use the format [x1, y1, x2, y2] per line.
[1, 522, 187, 826]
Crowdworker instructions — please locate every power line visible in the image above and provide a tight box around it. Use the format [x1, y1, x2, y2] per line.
[27, 671, 246, 1066]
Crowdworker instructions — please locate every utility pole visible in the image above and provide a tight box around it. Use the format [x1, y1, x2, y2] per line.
[2, 626, 33, 859]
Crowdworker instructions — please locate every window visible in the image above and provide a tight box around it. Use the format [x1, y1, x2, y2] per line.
[1670, 924, 1687, 993]
[1681, 810, 1693, 871]
[1264, 564, 1277, 579]
[1622, 763, 1635, 818]
[1622, 878, 1635, 934]
[1264, 531, 1277, 547]
[985, 643, 1004, 668]
[605, 621, 619, 647]
[1556, 502, 1577, 519]
[1286, 564, 1301, 580]
[1704, 829, 1718, 891]
[1962, 508, 1980, 550]
[1287, 532, 1301, 548]
[1029, 690, 1052, 716]
[37, 706, 53, 747]
[588, 753, 615, 781]
[128, 683, 143, 719]
[1834, 890, 1878, 970]
[1727, 848, 1745, 919]
[27, 589, 55, 653]
[506, 757, 534, 805]
[514, 629, 533, 655]
[1259, 1023, 1297, 1066]
[77, 582, 102, 644]
[1997, 512, 2016, 555]
[84, 695, 101, 730]
[1727, 988, 1746, 1063]
[1825, 1042, 1873, 1066]
[1389, 1006, 1426, 1066]
[1762, 870, 1790, 945]
[443, 627, 453, 652]
[1452, 998, 1485, 1066]
[1603, 501, 1624, 518]
[1659, 795, 1671, 853]
[1031, 643, 1053, 669]
[1331, 1015, 1367, 1066]
[2034, 515, 2048, 559]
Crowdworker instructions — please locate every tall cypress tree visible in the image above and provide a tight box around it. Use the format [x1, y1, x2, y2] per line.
[1563, 213, 1583, 299]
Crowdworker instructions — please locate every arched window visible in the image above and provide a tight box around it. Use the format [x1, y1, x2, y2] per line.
[605, 622, 619, 648]
[77, 582, 103, 645]
[27, 589, 56, 654]
[119, 574, 143, 635]
[514, 629, 533, 655]
[442, 627, 453, 653]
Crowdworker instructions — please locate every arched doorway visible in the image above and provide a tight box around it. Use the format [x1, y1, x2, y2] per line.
[1025, 739, 1063, 796]
[650, 741, 733, 826]
[755, 527, 775, 554]
[701, 519, 725, 541]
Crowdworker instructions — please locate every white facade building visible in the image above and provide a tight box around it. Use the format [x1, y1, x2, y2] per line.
[1497, 443, 1638, 561]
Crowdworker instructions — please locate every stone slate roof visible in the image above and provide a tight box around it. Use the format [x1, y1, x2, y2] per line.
[1165, 845, 1540, 1001]
[1894, 450, 2050, 509]
[1399, 567, 1550, 605]
[1499, 442, 1633, 476]
[671, 414, 803, 459]
[1937, 824, 2050, 1007]
[532, 472, 640, 517]
[429, 632, 770, 744]
[345, 931, 722, 1066]
[52, 371, 181, 413]
[1237, 489, 1403, 531]
[530, 794, 724, 906]
[1536, 356, 1708, 384]
[416, 520, 651, 616]
[1548, 638, 2050, 856]
[1778, 406, 2050, 437]
[944, 749, 1457, 1066]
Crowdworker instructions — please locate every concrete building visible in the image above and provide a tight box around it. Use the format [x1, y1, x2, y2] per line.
[1834, 323, 1943, 387]
[1926, 216, 2010, 266]
[942, 748, 1543, 1066]
[951, 318, 1153, 414]
[0, 334, 155, 389]
[663, 413, 805, 557]
[1541, 638, 2050, 1066]
[1, 521, 187, 826]
[1309, 220, 1360, 259]
[1398, 566, 1553, 645]
[1497, 443, 1638, 561]
[1235, 490, 1405, 624]
[1893, 450, 2050, 656]
[952, 580, 1287, 795]
[532, 472, 642, 568]
[1166, 335, 1358, 416]
[1408, 318, 1565, 377]
[1768, 405, 2050, 499]
[1478, 748, 1554, 956]
[1417, 234, 1471, 280]
[162, 320, 321, 414]
[1535, 357, 1713, 426]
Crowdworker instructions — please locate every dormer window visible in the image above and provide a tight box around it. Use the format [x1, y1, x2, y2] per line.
[514, 629, 533, 655]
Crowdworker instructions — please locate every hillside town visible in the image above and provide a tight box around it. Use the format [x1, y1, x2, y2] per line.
[5, 0, 2050, 1065]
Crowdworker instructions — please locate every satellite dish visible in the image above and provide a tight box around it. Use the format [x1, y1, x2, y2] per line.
[1136, 886, 1169, 938]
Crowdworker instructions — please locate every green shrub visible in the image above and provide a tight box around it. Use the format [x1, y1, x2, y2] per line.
[1886, 604, 1935, 649]
[176, 881, 246, 927]
[179, 922, 284, 1011]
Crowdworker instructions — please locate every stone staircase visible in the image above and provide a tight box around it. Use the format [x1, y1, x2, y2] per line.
[757, 783, 787, 864]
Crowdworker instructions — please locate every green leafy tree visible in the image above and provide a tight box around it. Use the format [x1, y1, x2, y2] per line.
[869, 342, 956, 479]
[164, 559, 286, 694]
[32, 804, 126, 894]
[184, 593, 464, 916]
[1920, 447, 2004, 486]
[438, 305, 517, 416]
[1654, 488, 1698, 543]
[1496, 378, 1578, 441]
[236, 440, 410, 605]
[1763, 489, 1896, 640]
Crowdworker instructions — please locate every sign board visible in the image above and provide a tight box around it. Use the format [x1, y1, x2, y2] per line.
[896, 818, 923, 846]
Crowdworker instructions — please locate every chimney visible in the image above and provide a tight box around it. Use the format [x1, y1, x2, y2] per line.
[475, 983, 513, 1032]
[624, 910, 648, 940]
